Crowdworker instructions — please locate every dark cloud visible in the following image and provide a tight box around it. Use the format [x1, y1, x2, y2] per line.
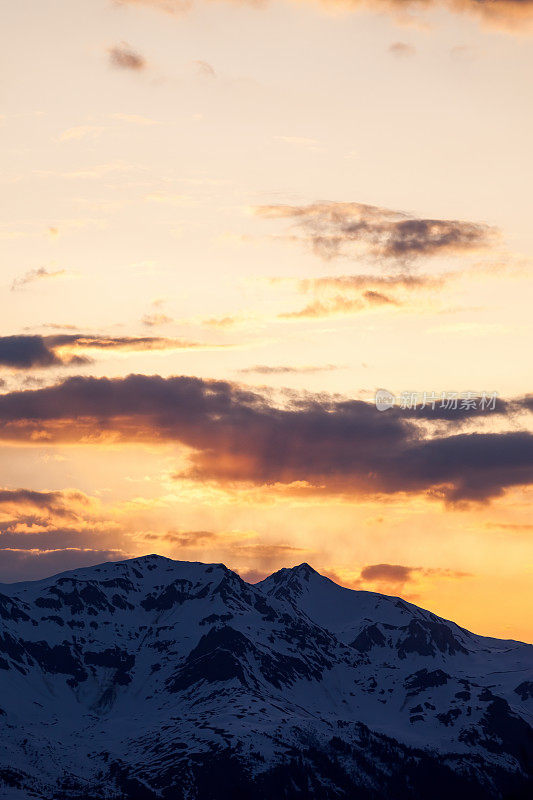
[361, 563, 413, 582]
[22, 376, 47, 388]
[255, 201, 495, 264]
[400, 395, 511, 421]
[0, 488, 89, 518]
[46, 334, 203, 352]
[360, 563, 471, 586]
[0, 488, 131, 582]
[0, 334, 218, 370]
[0, 548, 127, 584]
[383, 219, 490, 260]
[11, 267, 67, 291]
[0, 375, 530, 502]
[109, 43, 146, 71]
[397, 431, 533, 503]
[0, 524, 122, 556]
[520, 394, 533, 412]
[0, 336, 76, 369]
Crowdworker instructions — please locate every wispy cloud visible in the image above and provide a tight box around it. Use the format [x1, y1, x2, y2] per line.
[193, 60, 216, 78]
[142, 313, 174, 327]
[11, 267, 67, 292]
[108, 43, 147, 71]
[279, 291, 398, 319]
[115, 0, 192, 14]
[254, 201, 496, 265]
[239, 364, 340, 375]
[337, 562, 474, 592]
[143, 528, 308, 583]
[0, 334, 227, 370]
[202, 315, 241, 328]
[360, 563, 470, 584]
[277, 272, 444, 319]
[110, 113, 159, 126]
[115, 0, 533, 32]
[299, 274, 443, 292]
[274, 135, 320, 150]
[0, 488, 93, 519]
[57, 125, 105, 142]
[484, 522, 533, 532]
[388, 42, 416, 58]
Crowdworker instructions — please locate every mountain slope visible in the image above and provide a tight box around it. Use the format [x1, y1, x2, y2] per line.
[0, 555, 531, 799]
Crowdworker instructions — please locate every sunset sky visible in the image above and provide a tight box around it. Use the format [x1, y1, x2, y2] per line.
[1, 0, 532, 641]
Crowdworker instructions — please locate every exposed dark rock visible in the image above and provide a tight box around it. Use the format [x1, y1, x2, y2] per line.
[514, 680, 533, 701]
[397, 619, 468, 659]
[405, 668, 450, 693]
[351, 623, 386, 653]
[437, 708, 461, 726]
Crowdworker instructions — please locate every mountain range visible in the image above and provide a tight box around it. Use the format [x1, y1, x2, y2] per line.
[0, 555, 531, 799]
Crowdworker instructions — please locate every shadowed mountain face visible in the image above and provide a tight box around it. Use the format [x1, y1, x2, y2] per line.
[0, 556, 531, 799]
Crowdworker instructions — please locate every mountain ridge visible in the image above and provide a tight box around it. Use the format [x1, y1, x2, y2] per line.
[0, 554, 531, 799]
[3, 554, 525, 645]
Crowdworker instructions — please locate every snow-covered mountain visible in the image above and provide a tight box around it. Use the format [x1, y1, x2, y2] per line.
[0, 555, 531, 799]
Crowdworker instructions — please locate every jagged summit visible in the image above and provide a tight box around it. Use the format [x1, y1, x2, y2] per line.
[257, 561, 319, 587]
[2, 555, 322, 593]
[290, 561, 318, 576]
[0, 553, 234, 591]
[0, 556, 531, 799]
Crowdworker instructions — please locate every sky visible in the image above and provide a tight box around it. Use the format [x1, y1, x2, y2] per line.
[1, 0, 532, 641]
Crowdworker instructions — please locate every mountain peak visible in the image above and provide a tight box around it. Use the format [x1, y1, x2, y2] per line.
[293, 561, 316, 573]
[290, 562, 318, 579]
[265, 561, 319, 581]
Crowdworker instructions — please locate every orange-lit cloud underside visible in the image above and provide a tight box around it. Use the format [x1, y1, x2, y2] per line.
[118, 0, 533, 30]
[0, 375, 531, 502]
